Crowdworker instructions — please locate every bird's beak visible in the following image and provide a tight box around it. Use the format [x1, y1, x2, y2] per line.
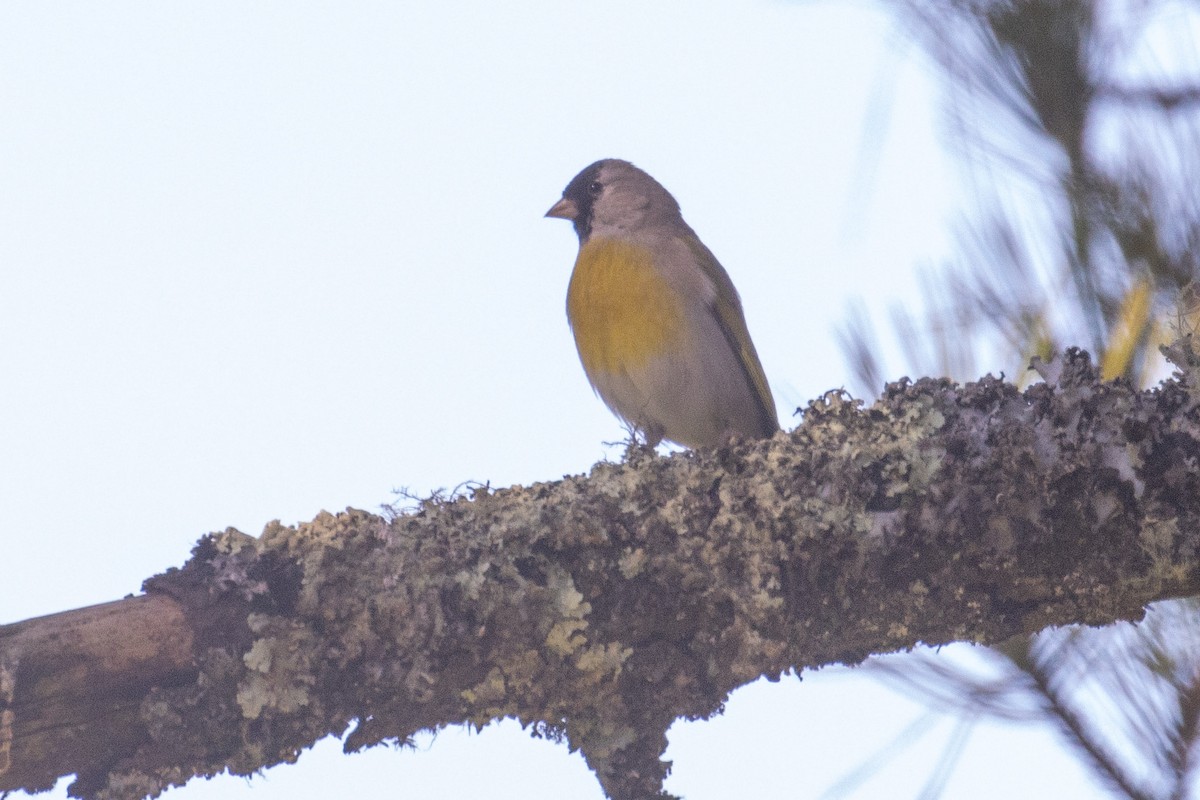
[545, 197, 578, 220]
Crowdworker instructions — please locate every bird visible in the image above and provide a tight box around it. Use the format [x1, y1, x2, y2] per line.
[545, 158, 778, 449]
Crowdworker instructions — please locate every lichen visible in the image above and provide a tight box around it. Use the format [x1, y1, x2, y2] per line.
[49, 347, 1197, 800]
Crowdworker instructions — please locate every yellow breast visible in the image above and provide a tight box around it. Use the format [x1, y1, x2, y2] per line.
[567, 237, 686, 376]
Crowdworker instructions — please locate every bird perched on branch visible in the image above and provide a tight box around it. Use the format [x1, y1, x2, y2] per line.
[546, 158, 778, 448]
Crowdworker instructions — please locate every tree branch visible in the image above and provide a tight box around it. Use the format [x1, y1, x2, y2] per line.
[4, 348, 1200, 800]
[1097, 84, 1200, 112]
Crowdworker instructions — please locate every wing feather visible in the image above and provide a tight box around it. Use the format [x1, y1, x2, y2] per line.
[682, 236, 779, 436]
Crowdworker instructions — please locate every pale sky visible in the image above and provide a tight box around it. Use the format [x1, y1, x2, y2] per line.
[0, 1, 1146, 797]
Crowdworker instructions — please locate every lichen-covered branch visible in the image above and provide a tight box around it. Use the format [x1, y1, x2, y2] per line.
[3, 348, 1200, 800]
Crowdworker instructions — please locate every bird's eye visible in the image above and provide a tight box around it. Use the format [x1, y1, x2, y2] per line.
[587, 181, 603, 196]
